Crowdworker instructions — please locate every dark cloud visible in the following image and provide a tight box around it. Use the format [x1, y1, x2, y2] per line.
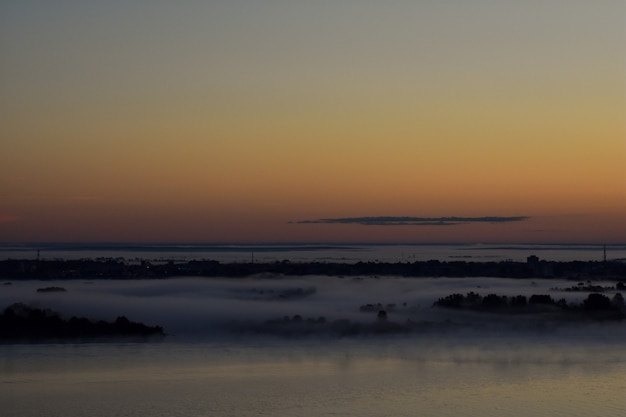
[294, 216, 529, 226]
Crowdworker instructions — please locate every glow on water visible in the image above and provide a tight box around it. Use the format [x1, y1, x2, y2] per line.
[2, 340, 625, 417]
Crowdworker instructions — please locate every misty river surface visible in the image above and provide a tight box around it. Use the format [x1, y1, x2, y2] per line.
[2, 274, 626, 416]
[2, 339, 625, 417]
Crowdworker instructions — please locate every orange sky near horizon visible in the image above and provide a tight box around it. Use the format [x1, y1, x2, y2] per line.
[1, 1, 625, 243]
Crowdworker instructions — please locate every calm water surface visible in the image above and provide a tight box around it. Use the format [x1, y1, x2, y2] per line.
[2, 338, 625, 417]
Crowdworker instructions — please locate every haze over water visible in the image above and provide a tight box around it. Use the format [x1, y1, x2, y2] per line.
[2, 243, 626, 416]
[2, 272, 626, 416]
[2, 242, 626, 264]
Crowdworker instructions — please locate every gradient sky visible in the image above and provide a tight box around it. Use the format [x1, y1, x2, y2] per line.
[1, 1, 625, 243]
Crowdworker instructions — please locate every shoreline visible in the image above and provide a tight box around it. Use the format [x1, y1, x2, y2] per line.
[2, 257, 625, 280]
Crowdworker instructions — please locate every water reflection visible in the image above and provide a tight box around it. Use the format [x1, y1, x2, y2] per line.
[2, 339, 625, 417]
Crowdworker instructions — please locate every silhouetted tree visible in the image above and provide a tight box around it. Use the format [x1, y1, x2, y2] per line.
[612, 292, 624, 308]
[529, 294, 554, 305]
[583, 293, 612, 311]
[482, 294, 507, 308]
[0, 303, 164, 340]
[510, 295, 527, 307]
[434, 293, 464, 308]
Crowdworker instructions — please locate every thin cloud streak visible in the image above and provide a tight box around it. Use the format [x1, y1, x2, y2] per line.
[294, 216, 530, 226]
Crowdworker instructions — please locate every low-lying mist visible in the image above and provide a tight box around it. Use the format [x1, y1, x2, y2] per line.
[2, 275, 625, 350]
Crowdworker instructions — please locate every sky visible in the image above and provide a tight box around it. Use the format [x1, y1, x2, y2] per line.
[1, 1, 625, 244]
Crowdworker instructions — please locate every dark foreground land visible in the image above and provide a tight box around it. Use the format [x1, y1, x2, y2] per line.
[0, 303, 164, 342]
[2, 257, 625, 280]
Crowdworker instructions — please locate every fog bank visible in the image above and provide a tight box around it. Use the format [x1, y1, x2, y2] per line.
[2, 276, 625, 346]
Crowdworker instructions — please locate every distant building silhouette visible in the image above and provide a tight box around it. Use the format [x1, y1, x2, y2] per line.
[527, 255, 540, 274]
